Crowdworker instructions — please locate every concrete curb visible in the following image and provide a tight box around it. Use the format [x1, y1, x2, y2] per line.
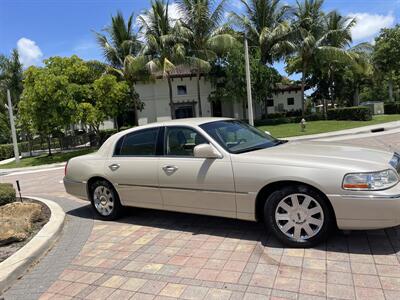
[0, 197, 65, 294]
[0, 163, 66, 176]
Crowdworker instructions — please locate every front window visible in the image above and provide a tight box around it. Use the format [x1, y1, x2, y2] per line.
[200, 120, 281, 154]
[166, 126, 208, 156]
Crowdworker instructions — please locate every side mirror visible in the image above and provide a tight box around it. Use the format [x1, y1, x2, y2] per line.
[194, 144, 222, 159]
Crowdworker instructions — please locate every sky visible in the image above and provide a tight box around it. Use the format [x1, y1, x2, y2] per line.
[1, 0, 400, 78]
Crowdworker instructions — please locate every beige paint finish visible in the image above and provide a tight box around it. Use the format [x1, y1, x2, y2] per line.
[64, 117, 400, 230]
[104, 156, 163, 209]
[158, 156, 236, 217]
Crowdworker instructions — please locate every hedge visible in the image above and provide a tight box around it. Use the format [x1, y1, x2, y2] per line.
[0, 183, 16, 206]
[327, 107, 372, 121]
[0, 142, 29, 161]
[384, 102, 400, 114]
[255, 114, 324, 126]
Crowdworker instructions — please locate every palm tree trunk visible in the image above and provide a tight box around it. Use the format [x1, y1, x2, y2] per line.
[197, 71, 203, 117]
[167, 74, 175, 119]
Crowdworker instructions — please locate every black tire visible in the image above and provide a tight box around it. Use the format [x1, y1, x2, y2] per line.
[89, 180, 122, 220]
[264, 185, 333, 248]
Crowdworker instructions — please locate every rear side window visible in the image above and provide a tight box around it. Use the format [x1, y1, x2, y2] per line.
[114, 128, 159, 156]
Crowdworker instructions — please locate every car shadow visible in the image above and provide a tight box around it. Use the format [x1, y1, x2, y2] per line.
[67, 204, 400, 256]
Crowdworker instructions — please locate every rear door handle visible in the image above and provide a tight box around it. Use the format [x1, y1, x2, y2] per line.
[109, 163, 120, 171]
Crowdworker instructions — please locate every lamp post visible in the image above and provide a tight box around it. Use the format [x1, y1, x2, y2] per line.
[6, 89, 20, 164]
[244, 37, 254, 126]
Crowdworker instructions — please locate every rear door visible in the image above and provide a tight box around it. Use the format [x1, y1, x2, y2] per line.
[104, 127, 163, 209]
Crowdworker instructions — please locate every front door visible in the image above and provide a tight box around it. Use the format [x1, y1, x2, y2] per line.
[158, 126, 236, 218]
[104, 127, 163, 209]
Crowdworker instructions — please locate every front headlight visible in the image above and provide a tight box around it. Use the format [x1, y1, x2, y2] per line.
[389, 152, 400, 173]
[343, 169, 399, 191]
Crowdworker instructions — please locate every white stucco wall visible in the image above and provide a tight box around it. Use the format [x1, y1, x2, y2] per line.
[135, 76, 213, 123]
[267, 90, 302, 114]
[103, 77, 303, 128]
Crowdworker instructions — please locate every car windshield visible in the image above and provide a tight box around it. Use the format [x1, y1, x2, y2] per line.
[200, 120, 283, 154]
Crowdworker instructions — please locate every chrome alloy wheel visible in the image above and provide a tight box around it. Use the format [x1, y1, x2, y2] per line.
[93, 185, 114, 216]
[274, 193, 324, 242]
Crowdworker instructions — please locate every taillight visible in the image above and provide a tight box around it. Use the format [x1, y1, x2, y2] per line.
[65, 161, 69, 176]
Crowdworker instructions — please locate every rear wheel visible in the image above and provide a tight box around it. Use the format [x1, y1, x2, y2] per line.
[90, 180, 122, 220]
[264, 185, 333, 247]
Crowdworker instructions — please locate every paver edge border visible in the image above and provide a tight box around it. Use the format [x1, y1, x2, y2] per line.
[0, 196, 65, 294]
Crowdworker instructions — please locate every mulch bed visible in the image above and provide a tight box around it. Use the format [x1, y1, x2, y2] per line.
[0, 199, 50, 263]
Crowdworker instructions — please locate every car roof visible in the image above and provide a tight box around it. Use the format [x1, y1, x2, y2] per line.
[98, 117, 233, 155]
[122, 117, 232, 133]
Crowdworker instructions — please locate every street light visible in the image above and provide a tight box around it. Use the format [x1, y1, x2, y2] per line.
[6, 89, 20, 164]
[244, 37, 254, 126]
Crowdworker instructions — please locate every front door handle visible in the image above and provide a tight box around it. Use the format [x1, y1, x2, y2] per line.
[162, 165, 178, 173]
[109, 163, 120, 171]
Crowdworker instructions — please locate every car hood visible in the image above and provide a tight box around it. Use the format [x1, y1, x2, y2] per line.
[232, 141, 394, 172]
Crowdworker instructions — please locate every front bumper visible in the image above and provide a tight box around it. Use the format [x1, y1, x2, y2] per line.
[328, 191, 400, 230]
[63, 177, 88, 201]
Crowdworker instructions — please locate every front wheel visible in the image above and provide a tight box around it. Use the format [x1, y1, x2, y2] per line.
[90, 180, 122, 220]
[264, 185, 333, 247]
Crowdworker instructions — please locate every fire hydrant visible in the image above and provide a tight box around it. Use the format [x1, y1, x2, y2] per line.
[300, 118, 306, 132]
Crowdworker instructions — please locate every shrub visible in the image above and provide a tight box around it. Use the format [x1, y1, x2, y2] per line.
[0, 142, 29, 161]
[0, 183, 16, 206]
[255, 113, 324, 126]
[384, 102, 400, 114]
[327, 107, 372, 121]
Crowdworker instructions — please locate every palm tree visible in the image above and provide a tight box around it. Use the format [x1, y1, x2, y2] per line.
[95, 11, 144, 125]
[348, 42, 374, 106]
[138, 0, 189, 119]
[176, 0, 236, 117]
[323, 11, 356, 104]
[230, 0, 293, 65]
[287, 0, 353, 116]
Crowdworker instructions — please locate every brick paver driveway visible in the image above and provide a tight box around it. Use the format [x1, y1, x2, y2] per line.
[1, 132, 400, 300]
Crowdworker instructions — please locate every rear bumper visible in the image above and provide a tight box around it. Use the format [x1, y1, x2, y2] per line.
[328, 193, 400, 230]
[63, 177, 89, 201]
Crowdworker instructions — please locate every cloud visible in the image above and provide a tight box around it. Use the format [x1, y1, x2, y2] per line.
[348, 12, 395, 41]
[17, 37, 43, 67]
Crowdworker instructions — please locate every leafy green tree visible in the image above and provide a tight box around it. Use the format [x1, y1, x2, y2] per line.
[0, 49, 23, 144]
[95, 11, 145, 125]
[19, 66, 73, 155]
[209, 45, 281, 118]
[373, 25, 400, 102]
[176, 0, 237, 116]
[78, 75, 130, 136]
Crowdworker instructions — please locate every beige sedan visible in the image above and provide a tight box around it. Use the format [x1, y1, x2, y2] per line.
[64, 118, 400, 247]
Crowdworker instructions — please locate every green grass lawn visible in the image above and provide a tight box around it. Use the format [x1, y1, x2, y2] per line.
[0, 148, 95, 169]
[257, 114, 400, 138]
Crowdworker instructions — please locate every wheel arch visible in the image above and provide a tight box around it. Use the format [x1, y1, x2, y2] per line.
[86, 176, 118, 200]
[254, 180, 337, 227]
